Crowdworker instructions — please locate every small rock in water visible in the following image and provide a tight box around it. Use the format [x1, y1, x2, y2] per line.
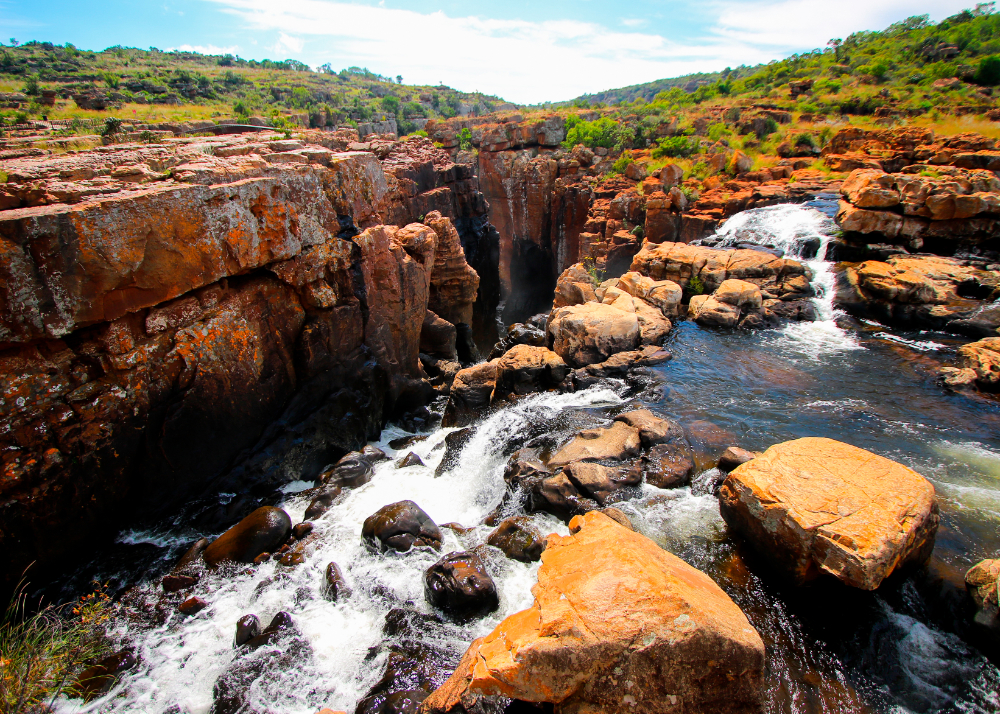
[424, 551, 499, 620]
[718, 446, 757, 472]
[389, 434, 425, 450]
[304, 484, 342, 520]
[362, 500, 443, 553]
[202, 506, 292, 567]
[178, 596, 208, 616]
[323, 562, 352, 602]
[253, 552, 270, 565]
[74, 649, 137, 701]
[162, 574, 197, 593]
[965, 558, 1000, 624]
[362, 444, 390, 463]
[434, 427, 473, 477]
[397, 451, 426, 468]
[292, 521, 314, 539]
[486, 517, 544, 562]
[234, 614, 260, 647]
[244, 611, 296, 651]
[318, 452, 375, 488]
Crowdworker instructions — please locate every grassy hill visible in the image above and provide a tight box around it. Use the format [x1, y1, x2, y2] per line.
[567, 4, 1000, 116]
[0, 43, 510, 132]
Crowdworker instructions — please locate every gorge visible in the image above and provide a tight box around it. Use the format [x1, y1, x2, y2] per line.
[1, 113, 1000, 714]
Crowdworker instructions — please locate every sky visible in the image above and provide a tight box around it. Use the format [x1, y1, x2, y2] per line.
[0, 0, 983, 103]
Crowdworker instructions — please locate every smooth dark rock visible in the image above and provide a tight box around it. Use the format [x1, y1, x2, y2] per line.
[178, 596, 208, 616]
[203, 507, 292, 567]
[363, 445, 391, 463]
[396, 452, 426, 468]
[564, 461, 641, 506]
[487, 517, 544, 563]
[424, 551, 499, 620]
[304, 485, 342, 520]
[362, 501, 443, 553]
[74, 649, 137, 701]
[174, 537, 210, 571]
[644, 443, 695, 489]
[292, 522, 314, 539]
[162, 574, 198, 593]
[244, 611, 296, 651]
[323, 561, 352, 602]
[434, 427, 473, 477]
[318, 452, 374, 489]
[235, 614, 260, 647]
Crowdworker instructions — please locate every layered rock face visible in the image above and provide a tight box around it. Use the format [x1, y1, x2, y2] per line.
[0, 131, 485, 594]
[423, 511, 766, 714]
[719, 437, 939, 589]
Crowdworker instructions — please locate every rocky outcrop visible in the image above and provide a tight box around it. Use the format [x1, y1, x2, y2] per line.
[719, 437, 939, 589]
[834, 254, 1000, 334]
[0, 131, 494, 596]
[423, 510, 765, 714]
[940, 337, 1000, 391]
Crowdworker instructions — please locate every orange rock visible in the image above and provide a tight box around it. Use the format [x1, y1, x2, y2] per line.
[422, 511, 765, 714]
[546, 302, 640, 367]
[423, 211, 480, 326]
[719, 437, 939, 589]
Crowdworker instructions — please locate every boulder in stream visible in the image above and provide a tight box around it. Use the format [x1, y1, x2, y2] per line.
[548, 421, 642, 467]
[965, 558, 1000, 625]
[362, 500, 443, 553]
[422, 511, 765, 714]
[487, 517, 545, 563]
[547, 302, 640, 367]
[318, 451, 375, 488]
[203, 507, 292, 567]
[424, 551, 500, 620]
[719, 437, 939, 589]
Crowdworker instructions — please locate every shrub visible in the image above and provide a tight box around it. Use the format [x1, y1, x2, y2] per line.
[975, 55, 1000, 86]
[0, 582, 112, 712]
[102, 73, 120, 90]
[99, 117, 122, 137]
[687, 274, 705, 296]
[457, 127, 472, 151]
[563, 115, 618, 149]
[793, 132, 817, 149]
[611, 153, 634, 175]
[630, 224, 645, 240]
[23, 75, 39, 96]
[381, 95, 400, 114]
[651, 135, 697, 159]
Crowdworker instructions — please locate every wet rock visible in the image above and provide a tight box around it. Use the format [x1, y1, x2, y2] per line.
[493, 344, 570, 401]
[718, 446, 757, 472]
[598, 506, 634, 530]
[323, 561, 352, 602]
[244, 611, 296, 651]
[235, 614, 260, 646]
[319, 452, 375, 488]
[304, 484, 342, 520]
[685, 419, 736, 472]
[613, 409, 680, 447]
[292, 522, 314, 539]
[389, 435, 426, 450]
[966, 559, 1000, 625]
[547, 302, 640, 368]
[644, 442, 696, 489]
[397, 452, 426, 468]
[362, 500, 443, 553]
[564, 461, 641, 506]
[434, 427, 473, 477]
[174, 537, 210, 572]
[178, 596, 208, 616]
[568, 345, 672, 388]
[74, 649, 138, 701]
[162, 574, 198, 593]
[423, 511, 765, 714]
[363, 445, 391, 463]
[420, 310, 458, 361]
[503, 448, 553, 489]
[486, 517, 545, 562]
[548, 421, 642, 467]
[442, 360, 498, 427]
[719, 437, 940, 589]
[424, 551, 500, 620]
[532, 473, 599, 521]
[279, 533, 318, 566]
[203, 507, 293, 567]
[940, 337, 1000, 391]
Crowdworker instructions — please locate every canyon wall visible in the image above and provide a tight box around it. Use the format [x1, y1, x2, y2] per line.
[0, 132, 488, 594]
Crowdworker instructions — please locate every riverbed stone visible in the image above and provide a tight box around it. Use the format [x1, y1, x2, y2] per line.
[718, 446, 758, 472]
[203, 506, 292, 567]
[304, 484, 342, 520]
[941, 337, 1000, 391]
[442, 360, 498, 427]
[422, 511, 765, 714]
[563, 461, 641, 505]
[318, 452, 375, 488]
[424, 551, 500, 620]
[719, 437, 939, 589]
[546, 302, 640, 367]
[362, 500, 443, 553]
[493, 344, 570, 400]
[486, 517, 545, 562]
[235, 614, 260, 647]
[323, 561, 352, 602]
[548, 421, 642, 467]
[965, 558, 1000, 624]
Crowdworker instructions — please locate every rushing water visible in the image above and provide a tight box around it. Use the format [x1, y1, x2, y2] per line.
[58, 204, 1000, 714]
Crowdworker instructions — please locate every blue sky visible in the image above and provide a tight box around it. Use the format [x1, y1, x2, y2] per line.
[0, 0, 981, 103]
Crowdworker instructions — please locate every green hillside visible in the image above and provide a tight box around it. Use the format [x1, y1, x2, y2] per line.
[568, 3, 1000, 116]
[0, 43, 510, 132]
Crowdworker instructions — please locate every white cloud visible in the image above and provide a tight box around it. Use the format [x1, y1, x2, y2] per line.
[168, 43, 240, 55]
[621, 18, 648, 28]
[204, 0, 977, 103]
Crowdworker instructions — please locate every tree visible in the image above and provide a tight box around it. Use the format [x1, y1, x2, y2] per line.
[976, 54, 1000, 85]
[396, 75, 402, 84]
[827, 38, 843, 61]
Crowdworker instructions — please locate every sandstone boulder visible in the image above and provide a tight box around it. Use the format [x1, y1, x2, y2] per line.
[719, 437, 939, 589]
[203, 507, 292, 567]
[553, 263, 598, 308]
[615, 410, 694, 488]
[443, 360, 498, 427]
[422, 511, 765, 714]
[424, 551, 499, 620]
[493, 344, 570, 400]
[615, 271, 683, 317]
[563, 461, 641, 505]
[362, 500, 443, 553]
[547, 302, 640, 367]
[965, 558, 1000, 623]
[940, 337, 1000, 391]
[549, 421, 642, 467]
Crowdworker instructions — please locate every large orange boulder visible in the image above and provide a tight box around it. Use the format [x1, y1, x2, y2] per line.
[422, 511, 765, 714]
[719, 437, 939, 589]
[546, 302, 640, 367]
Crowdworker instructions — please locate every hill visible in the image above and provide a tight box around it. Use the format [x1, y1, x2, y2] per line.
[0, 43, 512, 133]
